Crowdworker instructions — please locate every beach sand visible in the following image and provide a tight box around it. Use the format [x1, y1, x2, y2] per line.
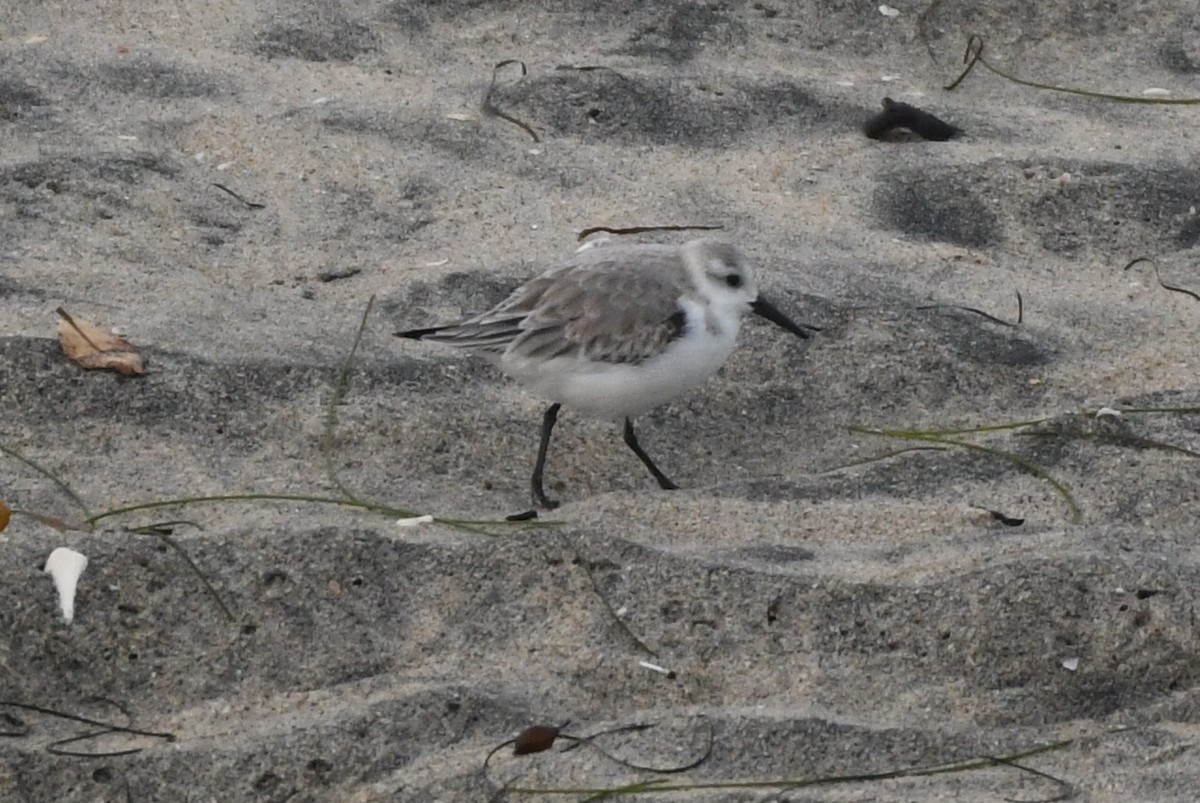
[3, 1, 1200, 800]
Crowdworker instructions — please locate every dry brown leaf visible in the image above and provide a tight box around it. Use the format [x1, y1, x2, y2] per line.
[56, 307, 146, 375]
[0, 500, 10, 532]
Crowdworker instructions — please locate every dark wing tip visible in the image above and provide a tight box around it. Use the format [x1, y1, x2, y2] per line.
[395, 326, 443, 340]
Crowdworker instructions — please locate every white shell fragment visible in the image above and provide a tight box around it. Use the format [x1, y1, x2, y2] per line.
[1095, 406, 1122, 419]
[879, 5, 901, 17]
[43, 547, 88, 624]
[1142, 87, 1170, 97]
[1062, 656, 1080, 672]
[395, 514, 434, 527]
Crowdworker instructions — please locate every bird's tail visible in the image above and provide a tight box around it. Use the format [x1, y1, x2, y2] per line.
[395, 321, 519, 354]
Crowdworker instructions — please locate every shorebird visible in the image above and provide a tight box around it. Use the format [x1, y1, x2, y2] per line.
[397, 238, 817, 508]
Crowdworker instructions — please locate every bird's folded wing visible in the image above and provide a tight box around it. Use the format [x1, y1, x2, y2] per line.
[412, 252, 692, 365]
[510, 258, 690, 365]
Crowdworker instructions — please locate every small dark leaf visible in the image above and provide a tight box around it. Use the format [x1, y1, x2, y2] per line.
[863, 97, 960, 141]
[513, 723, 563, 755]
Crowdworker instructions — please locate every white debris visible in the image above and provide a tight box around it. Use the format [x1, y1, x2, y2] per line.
[879, 4, 901, 17]
[1061, 656, 1079, 672]
[1095, 406, 1122, 419]
[395, 514, 434, 527]
[44, 547, 88, 624]
[1142, 87, 1170, 97]
[638, 660, 673, 676]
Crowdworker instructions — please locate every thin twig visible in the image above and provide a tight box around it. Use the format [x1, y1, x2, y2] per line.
[851, 425, 1080, 520]
[509, 736, 1076, 796]
[0, 701, 175, 746]
[1019, 428, 1200, 460]
[85, 492, 553, 533]
[569, 719, 714, 775]
[822, 445, 949, 473]
[211, 183, 266, 209]
[1124, 257, 1200, 302]
[916, 290, 1024, 326]
[946, 35, 1200, 104]
[482, 59, 540, 142]
[147, 530, 235, 622]
[47, 727, 144, 758]
[577, 224, 722, 241]
[994, 756, 1075, 803]
[321, 295, 378, 504]
[0, 441, 93, 521]
[573, 551, 658, 656]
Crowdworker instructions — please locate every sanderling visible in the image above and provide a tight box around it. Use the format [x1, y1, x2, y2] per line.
[396, 238, 817, 508]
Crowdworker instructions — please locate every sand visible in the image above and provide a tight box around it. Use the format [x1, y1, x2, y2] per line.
[3, 1, 1200, 800]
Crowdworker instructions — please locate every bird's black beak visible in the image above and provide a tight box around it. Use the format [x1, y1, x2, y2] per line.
[751, 296, 819, 339]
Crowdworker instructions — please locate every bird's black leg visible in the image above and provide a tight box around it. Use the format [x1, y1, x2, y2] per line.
[623, 418, 678, 490]
[531, 403, 562, 509]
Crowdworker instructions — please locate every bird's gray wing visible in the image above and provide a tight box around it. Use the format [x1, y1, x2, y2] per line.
[420, 248, 690, 365]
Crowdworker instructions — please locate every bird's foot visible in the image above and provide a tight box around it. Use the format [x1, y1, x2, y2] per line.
[532, 488, 560, 510]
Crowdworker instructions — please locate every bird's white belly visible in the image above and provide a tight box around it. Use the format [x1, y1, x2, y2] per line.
[504, 316, 741, 420]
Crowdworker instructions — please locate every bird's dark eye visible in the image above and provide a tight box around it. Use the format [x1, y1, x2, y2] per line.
[725, 274, 743, 288]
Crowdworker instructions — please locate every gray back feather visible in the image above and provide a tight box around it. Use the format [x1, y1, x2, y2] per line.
[420, 245, 691, 365]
